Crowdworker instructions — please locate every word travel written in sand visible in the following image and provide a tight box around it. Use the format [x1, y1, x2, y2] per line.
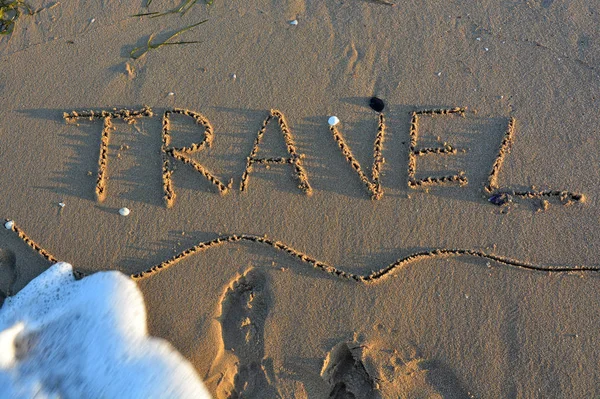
[63, 105, 584, 209]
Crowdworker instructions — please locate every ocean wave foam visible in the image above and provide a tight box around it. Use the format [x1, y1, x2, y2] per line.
[0, 262, 211, 399]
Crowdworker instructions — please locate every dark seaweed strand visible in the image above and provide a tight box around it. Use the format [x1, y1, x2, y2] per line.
[240, 110, 312, 195]
[408, 108, 467, 188]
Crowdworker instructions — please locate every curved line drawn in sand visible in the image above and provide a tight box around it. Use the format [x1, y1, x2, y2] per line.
[208, 268, 279, 398]
[5, 221, 600, 284]
[240, 109, 312, 196]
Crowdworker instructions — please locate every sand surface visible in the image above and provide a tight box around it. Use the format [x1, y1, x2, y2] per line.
[2, 0, 600, 397]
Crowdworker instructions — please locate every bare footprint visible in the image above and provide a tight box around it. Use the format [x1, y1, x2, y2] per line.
[213, 268, 278, 399]
[321, 342, 380, 399]
[381, 356, 471, 398]
[322, 340, 471, 399]
[0, 248, 17, 303]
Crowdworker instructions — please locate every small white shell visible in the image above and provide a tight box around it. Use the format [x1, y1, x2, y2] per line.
[328, 116, 340, 126]
[4, 220, 14, 230]
[289, 19, 298, 25]
[58, 202, 66, 208]
[168, 92, 175, 96]
[119, 207, 130, 216]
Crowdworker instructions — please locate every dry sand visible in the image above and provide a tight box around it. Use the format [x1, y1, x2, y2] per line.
[2, 0, 600, 397]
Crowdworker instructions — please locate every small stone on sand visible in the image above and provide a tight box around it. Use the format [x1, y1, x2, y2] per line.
[369, 97, 385, 112]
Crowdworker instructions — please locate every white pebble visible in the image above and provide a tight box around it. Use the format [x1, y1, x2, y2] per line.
[58, 202, 66, 208]
[90, 18, 95, 23]
[328, 116, 340, 126]
[231, 73, 237, 80]
[168, 92, 175, 96]
[119, 207, 130, 216]
[484, 47, 489, 51]
[289, 19, 298, 25]
[4, 220, 14, 230]
[436, 72, 442, 77]
[476, 37, 481, 41]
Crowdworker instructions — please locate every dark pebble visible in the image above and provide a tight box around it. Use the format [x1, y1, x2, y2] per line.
[369, 97, 385, 112]
[488, 192, 513, 206]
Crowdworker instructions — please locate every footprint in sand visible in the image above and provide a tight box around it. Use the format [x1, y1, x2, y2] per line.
[321, 342, 379, 399]
[322, 341, 471, 399]
[210, 269, 470, 398]
[0, 248, 17, 304]
[214, 268, 278, 399]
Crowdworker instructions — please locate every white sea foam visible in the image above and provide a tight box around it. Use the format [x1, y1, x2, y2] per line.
[0, 262, 211, 399]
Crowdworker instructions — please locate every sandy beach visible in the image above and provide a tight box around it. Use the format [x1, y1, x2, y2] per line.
[2, 0, 600, 397]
